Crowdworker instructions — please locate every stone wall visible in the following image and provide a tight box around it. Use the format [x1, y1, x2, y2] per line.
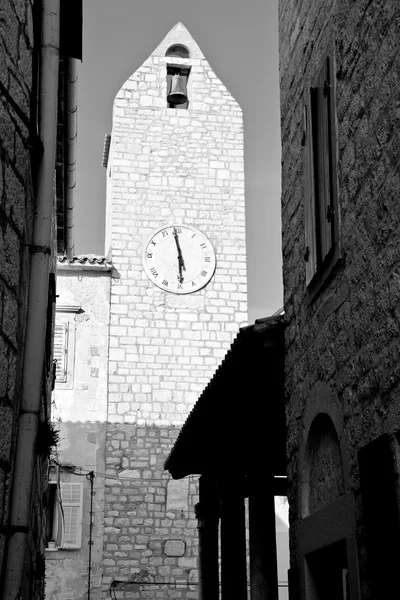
[0, 0, 50, 596]
[103, 424, 198, 600]
[103, 23, 247, 598]
[279, 0, 400, 594]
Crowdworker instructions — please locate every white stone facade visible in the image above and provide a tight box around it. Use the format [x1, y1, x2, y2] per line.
[105, 22, 247, 427]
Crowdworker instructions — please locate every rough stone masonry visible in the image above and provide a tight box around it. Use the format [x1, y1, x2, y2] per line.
[0, 1, 51, 596]
[279, 0, 400, 596]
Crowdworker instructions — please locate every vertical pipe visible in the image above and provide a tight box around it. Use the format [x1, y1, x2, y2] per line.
[87, 471, 94, 600]
[220, 476, 247, 600]
[195, 475, 220, 600]
[65, 56, 77, 259]
[249, 478, 279, 600]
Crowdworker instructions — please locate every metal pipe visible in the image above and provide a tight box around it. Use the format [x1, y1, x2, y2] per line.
[65, 56, 77, 259]
[87, 471, 95, 600]
[3, 1, 60, 597]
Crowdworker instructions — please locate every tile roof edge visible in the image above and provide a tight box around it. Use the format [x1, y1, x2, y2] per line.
[57, 255, 114, 271]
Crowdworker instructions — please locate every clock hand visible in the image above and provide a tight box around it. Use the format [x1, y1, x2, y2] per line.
[173, 228, 186, 282]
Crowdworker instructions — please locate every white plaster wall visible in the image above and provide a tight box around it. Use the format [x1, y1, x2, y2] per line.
[53, 268, 111, 423]
[46, 265, 111, 600]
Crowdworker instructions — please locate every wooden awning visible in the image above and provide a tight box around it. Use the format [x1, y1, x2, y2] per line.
[165, 315, 286, 480]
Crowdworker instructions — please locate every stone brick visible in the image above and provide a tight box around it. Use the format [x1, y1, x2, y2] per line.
[0, 222, 20, 291]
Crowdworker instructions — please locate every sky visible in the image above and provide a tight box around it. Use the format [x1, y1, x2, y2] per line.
[74, 0, 283, 324]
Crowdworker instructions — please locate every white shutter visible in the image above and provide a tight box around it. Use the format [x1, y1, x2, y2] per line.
[60, 482, 83, 549]
[53, 322, 68, 383]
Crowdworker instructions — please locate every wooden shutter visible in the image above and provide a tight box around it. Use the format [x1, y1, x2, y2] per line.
[53, 483, 64, 547]
[312, 57, 334, 264]
[60, 482, 83, 549]
[303, 102, 317, 284]
[53, 322, 68, 383]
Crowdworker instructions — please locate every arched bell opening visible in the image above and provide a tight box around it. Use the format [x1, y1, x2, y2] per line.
[165, 44, 190, 109]
[166, 65, 190, 109]
[165, 43, 190, 58]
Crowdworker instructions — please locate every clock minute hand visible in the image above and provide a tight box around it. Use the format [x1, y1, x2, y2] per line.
[173, 229, 186, 282]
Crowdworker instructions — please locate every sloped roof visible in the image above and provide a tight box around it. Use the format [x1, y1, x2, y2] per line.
[165, 315, 286, 479]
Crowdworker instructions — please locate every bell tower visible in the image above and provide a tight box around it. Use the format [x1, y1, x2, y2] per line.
[102, 22, 247, 597]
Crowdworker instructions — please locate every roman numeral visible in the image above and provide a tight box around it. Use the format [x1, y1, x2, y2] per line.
[162, 230, 168, 237]
[150, 267, 158, 277]
[147, 253, 153, 259]
[192, 281, 196, 287]
[201, 270, 207, 277]
[205, 256, 211, 262]
[178, 283, 183, 289]
[151, 240, 157, 246]
[200, 243, 207, 249]
[162, 279, 168, 286]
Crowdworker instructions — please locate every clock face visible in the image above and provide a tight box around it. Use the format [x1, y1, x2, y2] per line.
[143, 225, 216, 294]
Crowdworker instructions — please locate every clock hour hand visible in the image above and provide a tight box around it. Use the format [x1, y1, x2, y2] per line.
[173, 228, 186, 283]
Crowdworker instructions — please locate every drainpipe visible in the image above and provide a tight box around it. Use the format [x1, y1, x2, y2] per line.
[3, 1, 60, 598]
[65, 56, 77, 259]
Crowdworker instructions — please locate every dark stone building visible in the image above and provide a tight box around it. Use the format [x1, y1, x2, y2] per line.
[279, 0, 400, 598]
[0, 1, 81, 597]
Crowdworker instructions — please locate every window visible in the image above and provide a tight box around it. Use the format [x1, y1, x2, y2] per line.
[303, 55, 338, 287]
[53, 305, 79, 389]
[47, 481, 83, 550]
[53, 322, 68, 383]
[61, 482, 84, 548]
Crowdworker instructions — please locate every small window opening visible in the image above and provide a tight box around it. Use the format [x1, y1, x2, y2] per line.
[167, 65, 190, 109]
[165, 44, 189, 58]
[46, 481, 83, 550]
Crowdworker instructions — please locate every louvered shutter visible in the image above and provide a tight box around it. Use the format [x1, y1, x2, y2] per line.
[303, 103, 317, 284]
[60, 482, 83, 548]
[312, 57, 334, 264]
[53, 322, 68, 382]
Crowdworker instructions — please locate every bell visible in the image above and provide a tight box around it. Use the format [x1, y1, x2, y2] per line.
[167, 74, 188, 105]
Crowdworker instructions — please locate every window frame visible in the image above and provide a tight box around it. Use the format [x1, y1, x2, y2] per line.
[60, 481, 84, 549]
[47, 480, 84, 550]
[54, 305, 80, 389]
[303, 53, 340, 299]
[53, 321, 69, 383]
